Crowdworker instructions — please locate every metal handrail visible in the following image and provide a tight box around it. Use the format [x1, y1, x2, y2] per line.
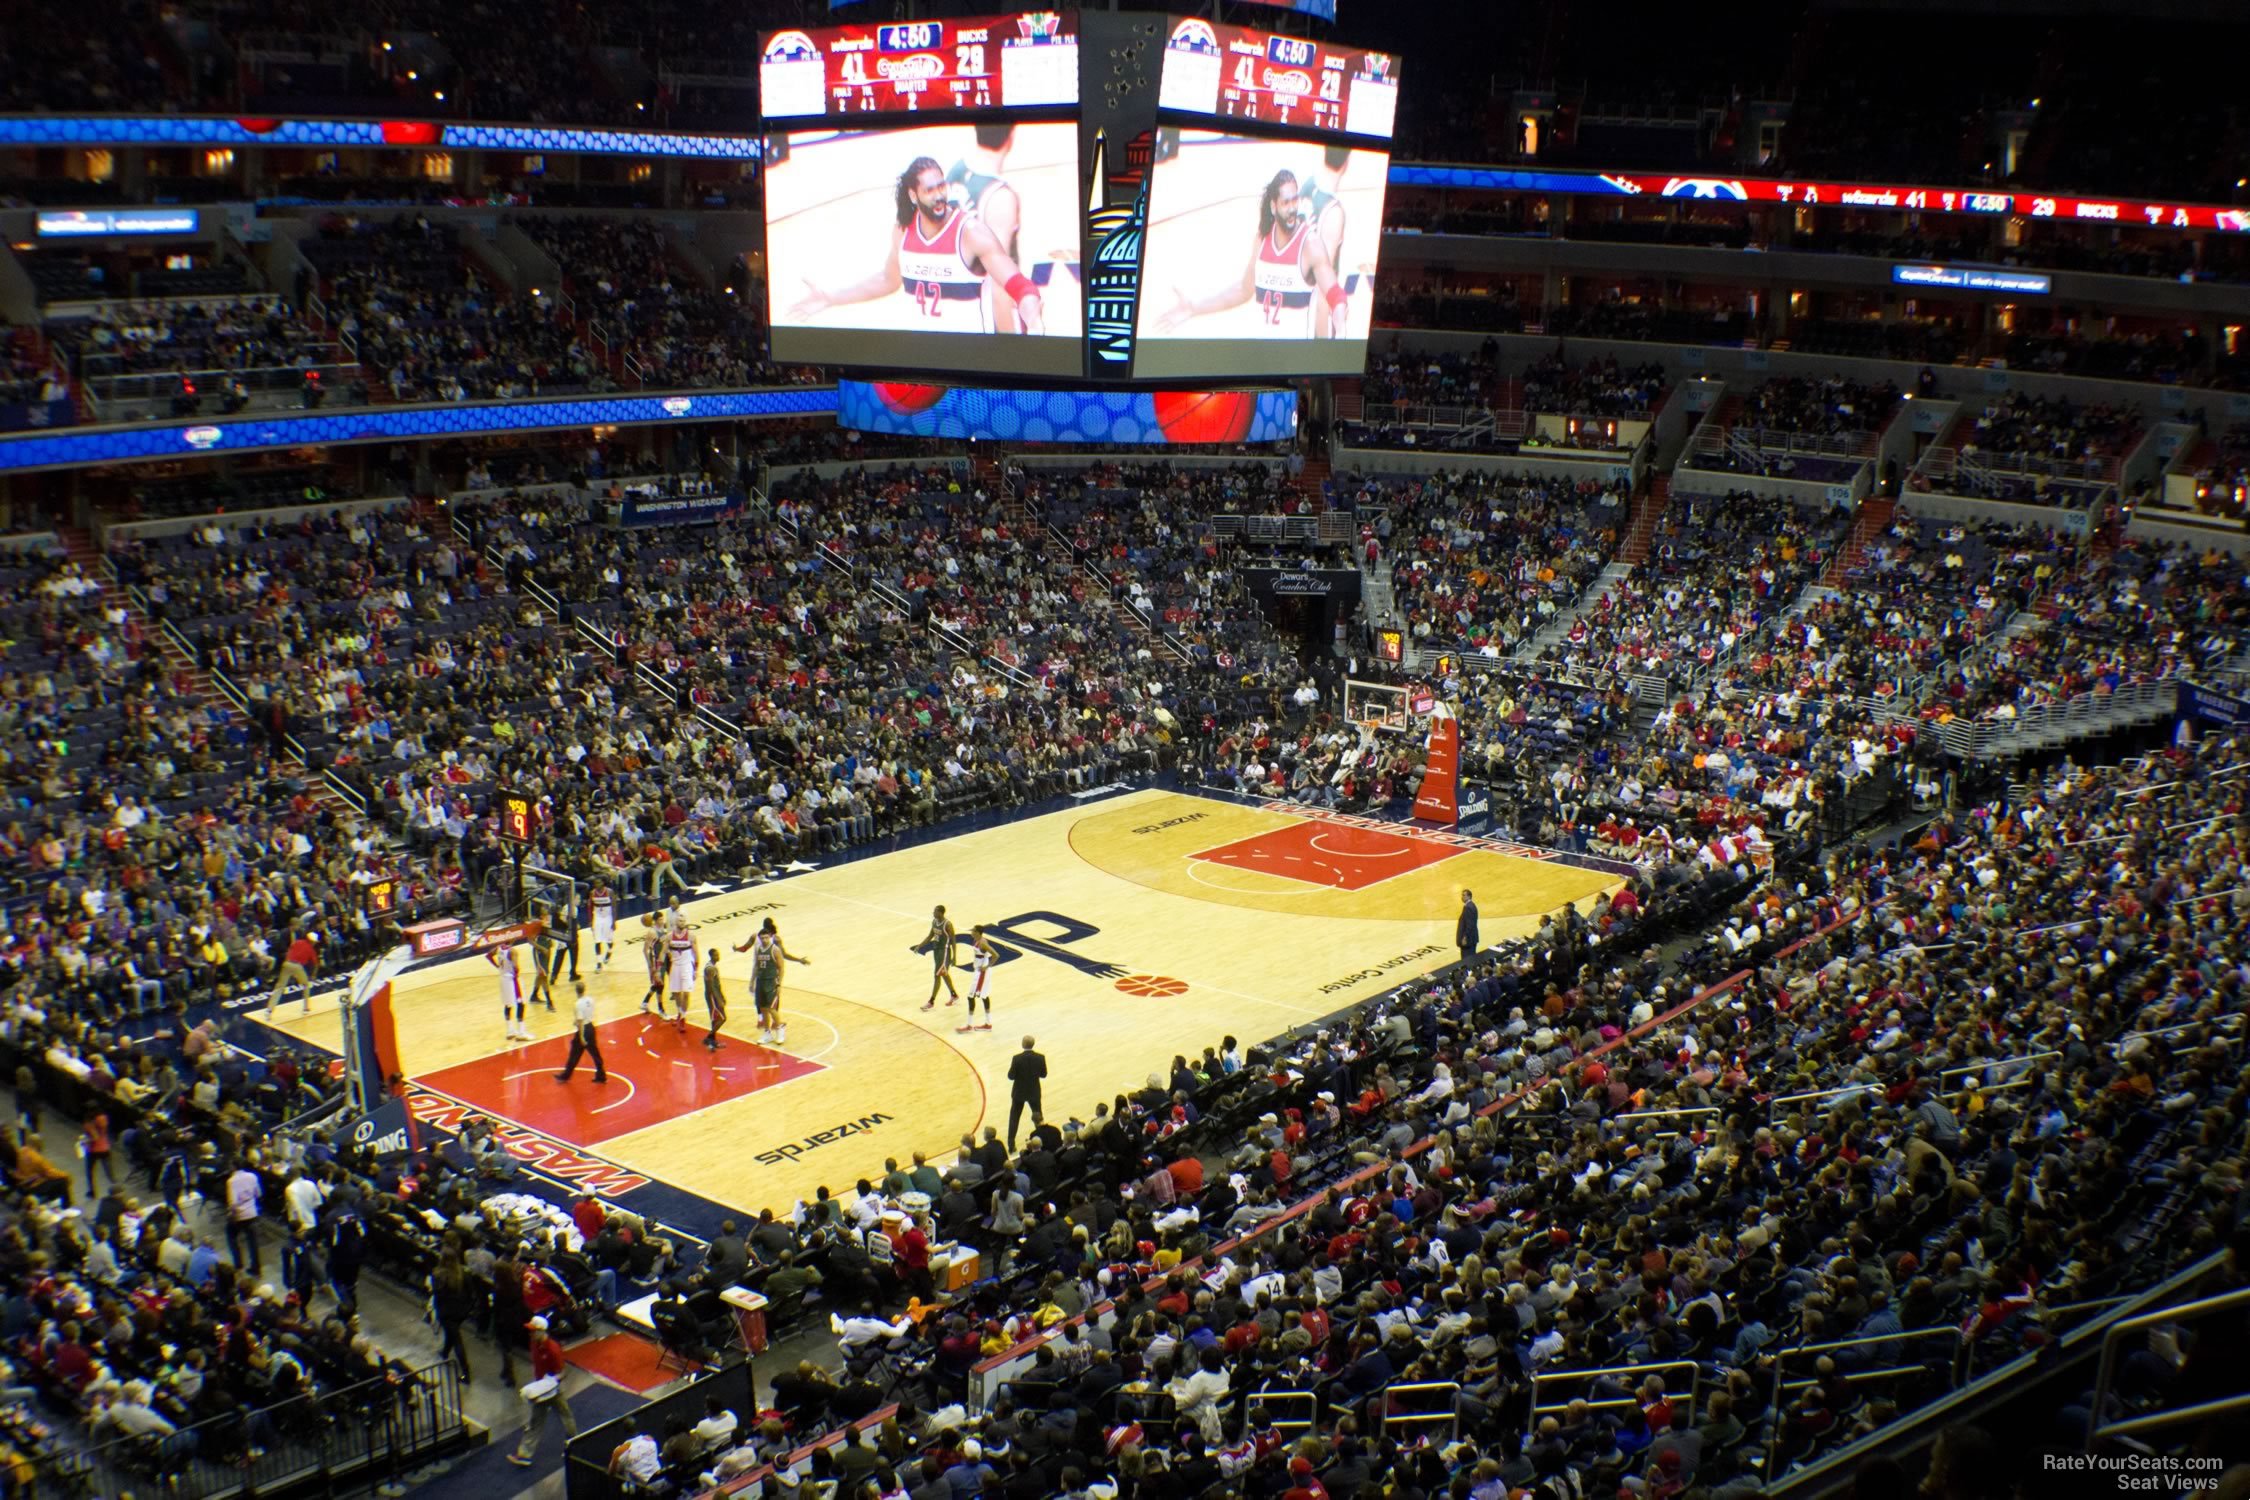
[1777, 1364, 1937, 1395]
[2091, 1392, 2250, 1442]
[2085, 1285, 2250, 1448]
[1764, 1325, 1964, 1476]
[1377, 1381, 1461, 1440]
[1251, 1388, 1319, 1437]
[1605, 1105, 1723, 1124]
[1935, 1050, 2060, 1082]
[87, 360, 358, 406]
[1767, 1249, 2231, 1497]
[1529, 1358, 1700, 1435]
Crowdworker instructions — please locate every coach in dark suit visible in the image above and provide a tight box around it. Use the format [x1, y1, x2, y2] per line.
[1456, 889, 1480, 968]
[1006, 1037, 1047, 1151]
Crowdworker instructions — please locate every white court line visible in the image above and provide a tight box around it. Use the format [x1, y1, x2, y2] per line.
[1184, 858, 1322, 896]
[785, 1011, 845, 1063]
[591, 1076, 640, 1115]
[1310, 831, 1409, 858]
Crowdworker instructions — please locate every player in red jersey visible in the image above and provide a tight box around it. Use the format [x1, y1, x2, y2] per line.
[787, 156, 1046, 334]
[1155, 168, 1348, 338]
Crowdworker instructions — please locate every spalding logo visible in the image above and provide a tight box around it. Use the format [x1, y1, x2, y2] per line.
[762, 31, 819, 64]
[1660, 178, 1749, 201]
[662, 396, 693, 416]
[878, 53, 945, 80]
[183, 426, 223, 450]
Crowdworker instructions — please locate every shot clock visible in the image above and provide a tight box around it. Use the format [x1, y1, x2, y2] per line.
[497, 789, 538, 846]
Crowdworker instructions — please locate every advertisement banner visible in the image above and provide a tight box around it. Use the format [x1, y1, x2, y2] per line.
[350, 1098, 417, 1159]
[0, 388, 836, 474]
[839, 379, 1297, 444]
[1413, 711, 1459, 825]
[2180, 681, 2250, 728]
[1242, 566, 1361, 601]
[1891, 263, 2051, 294]
[37, 207, 199, 237]
[617, 487, 743, 527]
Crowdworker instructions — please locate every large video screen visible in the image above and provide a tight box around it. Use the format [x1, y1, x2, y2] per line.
[1131, 128, 1388, 380]
[1156, 16, 1397, 139]
[838, 379, 1297, 444]
[761, 12, 1078, 120]
[764, 121, 1084, 377]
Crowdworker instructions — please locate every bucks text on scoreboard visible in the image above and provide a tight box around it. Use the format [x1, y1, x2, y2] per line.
[760, 12, 1079, 119]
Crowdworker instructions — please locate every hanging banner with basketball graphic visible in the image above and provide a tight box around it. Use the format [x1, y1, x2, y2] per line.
[836, 378, 1296, 443]
[1412, 700, 1459, 825]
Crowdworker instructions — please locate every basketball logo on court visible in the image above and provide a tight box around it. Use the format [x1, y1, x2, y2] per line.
[1115, 974, 1189, 997]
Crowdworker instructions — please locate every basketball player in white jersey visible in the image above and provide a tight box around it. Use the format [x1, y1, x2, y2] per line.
[664, 917, 698, 1031]
[495, 942, 530, 1042]
[589, 882, 615, 971]
[1155, 168, 1349, 338]
[914, 904, 960, 1011]
[787, 156, 1047, 335]
[958, 924, 996, 1034]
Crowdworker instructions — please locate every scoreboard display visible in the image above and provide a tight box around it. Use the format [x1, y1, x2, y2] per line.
[761, 11, 1079, 119]
[497, 789, 538, 846]
[1157, 17, 1398, 140]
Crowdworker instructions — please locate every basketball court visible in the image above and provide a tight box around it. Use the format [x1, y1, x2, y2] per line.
[265, 789, 1621, 1222]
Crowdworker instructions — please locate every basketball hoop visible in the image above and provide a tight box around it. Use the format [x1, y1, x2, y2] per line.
[1345, 678, 1411, 737]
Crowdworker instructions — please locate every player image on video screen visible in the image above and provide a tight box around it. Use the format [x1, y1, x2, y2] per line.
[767, 120, 1081, 341]
[1134, 127, 1388, 377]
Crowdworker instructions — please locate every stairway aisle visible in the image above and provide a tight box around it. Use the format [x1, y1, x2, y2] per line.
[1821, 496, 1896, 586]
[64, 523, 357, 821]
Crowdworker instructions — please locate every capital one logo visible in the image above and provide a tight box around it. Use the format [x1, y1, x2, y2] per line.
[183, 425, 223, 450]
[661, 396, 693, 416]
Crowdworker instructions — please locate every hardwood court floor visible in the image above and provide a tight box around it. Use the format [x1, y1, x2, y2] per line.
[267, 790, 1618, 1218]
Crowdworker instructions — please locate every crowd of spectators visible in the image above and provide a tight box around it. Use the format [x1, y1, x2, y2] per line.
[510, 216, 782, 388]
[53, 296, 333, 375]
[1919, 541, 2250, 723]
[312, 215, 609, 404]
[1519, 353, 1668, 418]
[1735, 378, 1900, 441]
[1358, 347, 1497, 411]
[1956, 393, 2141, 470]
[0, 324, 65, 426]
[1371, 470, 1627, 659]
[1527, 493, 1844, 683]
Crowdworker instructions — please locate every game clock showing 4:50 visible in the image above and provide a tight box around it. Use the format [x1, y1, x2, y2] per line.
[498, 790, 539, 846]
